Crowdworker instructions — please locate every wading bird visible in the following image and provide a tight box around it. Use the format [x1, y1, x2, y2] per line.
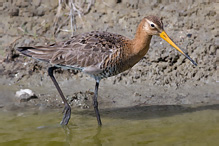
[17, 15, 197, 126]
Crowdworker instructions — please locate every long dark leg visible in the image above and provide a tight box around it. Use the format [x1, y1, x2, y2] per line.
[48, 67, 71, 125]
[93, 80, 102, 126]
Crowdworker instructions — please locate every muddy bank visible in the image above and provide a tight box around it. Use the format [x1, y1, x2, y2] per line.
[0, 0, 217, 111]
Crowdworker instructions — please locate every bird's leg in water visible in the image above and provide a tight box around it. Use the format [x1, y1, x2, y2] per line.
[93, 80, 102, 126]
[48, 67, 71, 125]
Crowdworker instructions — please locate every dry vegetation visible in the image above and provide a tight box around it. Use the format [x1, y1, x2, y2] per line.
[54, 0, 95, 35]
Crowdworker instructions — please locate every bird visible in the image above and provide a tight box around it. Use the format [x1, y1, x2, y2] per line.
[16, 15, 197, 126]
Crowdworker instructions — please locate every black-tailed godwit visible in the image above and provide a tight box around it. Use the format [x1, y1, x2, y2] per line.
[17, 15, 197, 126]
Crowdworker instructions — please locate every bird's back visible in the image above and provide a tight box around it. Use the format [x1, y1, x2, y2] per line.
[17, 31, 132, 78]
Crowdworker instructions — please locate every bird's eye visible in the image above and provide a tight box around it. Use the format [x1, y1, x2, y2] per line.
[150, 23, 155, 28]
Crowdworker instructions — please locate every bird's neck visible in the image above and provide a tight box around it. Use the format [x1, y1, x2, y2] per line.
[131, 20, 152, 58]
[119, 20, 152, 70]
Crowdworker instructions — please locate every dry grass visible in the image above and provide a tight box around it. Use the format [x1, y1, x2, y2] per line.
[54, 0, 95, 36]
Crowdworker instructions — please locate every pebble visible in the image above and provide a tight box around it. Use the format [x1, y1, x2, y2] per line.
[15, 89, 37, 102]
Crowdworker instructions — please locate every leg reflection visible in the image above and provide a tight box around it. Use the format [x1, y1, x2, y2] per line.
[93, 126, 102, 146]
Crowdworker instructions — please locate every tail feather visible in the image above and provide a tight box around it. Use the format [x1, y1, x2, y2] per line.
[16, 47, 54, 63]
[17, 47, 35, 57]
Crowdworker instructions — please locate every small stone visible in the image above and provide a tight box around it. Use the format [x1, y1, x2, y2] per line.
[15, 89, 37, 102]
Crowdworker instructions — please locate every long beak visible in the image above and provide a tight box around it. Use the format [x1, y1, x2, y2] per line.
[160, 31, 197, 66]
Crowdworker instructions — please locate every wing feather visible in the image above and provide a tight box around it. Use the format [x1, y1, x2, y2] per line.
[17, 31, 128, 70]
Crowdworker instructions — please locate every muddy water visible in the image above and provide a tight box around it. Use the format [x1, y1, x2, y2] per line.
[0, 105, 219, 145]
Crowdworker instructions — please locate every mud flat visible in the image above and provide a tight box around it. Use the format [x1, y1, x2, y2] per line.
[0, 1, 217, 111]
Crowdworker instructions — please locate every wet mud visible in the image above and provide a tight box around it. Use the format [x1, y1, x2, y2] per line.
[0, 0, 217, 112]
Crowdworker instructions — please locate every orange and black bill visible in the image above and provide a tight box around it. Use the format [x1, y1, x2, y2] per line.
[160, 31, 197, 66]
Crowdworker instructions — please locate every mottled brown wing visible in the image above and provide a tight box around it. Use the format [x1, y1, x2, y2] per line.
[17, 31, 127, 70]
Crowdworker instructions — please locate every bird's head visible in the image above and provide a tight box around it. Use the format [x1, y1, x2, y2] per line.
[143, 15, 164, 35]
[143, 15, 197, 66]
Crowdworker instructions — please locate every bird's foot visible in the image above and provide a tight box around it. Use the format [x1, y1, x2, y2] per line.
[60, 104, 71, 125]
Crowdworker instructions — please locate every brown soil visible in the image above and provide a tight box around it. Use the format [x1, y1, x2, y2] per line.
[0, 0, 218, 112]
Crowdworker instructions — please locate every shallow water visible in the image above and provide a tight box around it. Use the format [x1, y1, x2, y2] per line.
[0, 105, 219, 146]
